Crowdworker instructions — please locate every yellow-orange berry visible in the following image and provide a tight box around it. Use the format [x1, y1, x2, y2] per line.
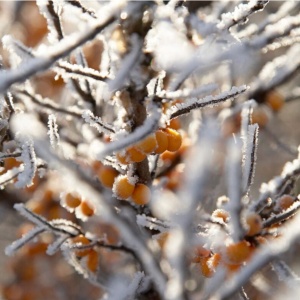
[191, 246, 210, 263]
[4, 157, 21, 170]
[136, 134, 157, 154]
[155, 130, 169, 154]
[127, 146, 147, 163]
[245, 212, 262, 236]
[225, 240, 253, 264]
[169, 118, 181, 130]
[251, 107, 269, 127]
[116, 151, 130, 165]
[200, 253, 221, 278]
[98, 166, 119, 188]
[79, 201, 95, 217]
[86, 250, 99, 273]
[64, 193, 82, 208]
[113, 175, 135, 200]
[131, 183, 151, 205]
[212, 209, 230, 223]
[71, 235, 91, 257]
[164, 128, 182, 152]
[277, 194, 294, 211]
[265, 90, 284, 112]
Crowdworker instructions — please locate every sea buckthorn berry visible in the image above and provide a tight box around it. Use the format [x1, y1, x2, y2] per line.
[191, 246, 210, 263]
[245, 212, 262, 236]
[64, 193, 82, 209]
[164, 128, 182, 152]
[200, 253, 221, 278]
[265, 90, 284, 112]
[131, 183, 151, 205]
[155, 130, 169, 154]
[127, 146, 147, 163]
[276, 194, 294, 211]
[79, 200, 95, 217]
[113, 175, 135, 200]
[86, 250, 99, 273]
[169, 118, 181, 130]
[136, 134, 157, 154]
[212, 209, 230, 223]
[116, 151, 130, 165]
[98, 166, 119, 188]
[4, 157, 21, 170]
[225, 240, 252, 264]
[71, 235, 91, 257]
[251, 106, 269, 128]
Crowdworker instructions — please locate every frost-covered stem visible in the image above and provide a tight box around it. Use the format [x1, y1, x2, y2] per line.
[137, 215, 172, 232]
[65, 0, 96, 19]
[169, 85, 248, 119]
[48, 114, 60, 148]
[218, 0, 269, 30]
[272, 260, 300, 285]
[57, 61, 106, 82]
[263, 201, 300, 228]
[46, 0, 64, 41]
[242, 124, 259, 195]
[208, 210, 300, 300]
[82, 110, 115, 134]
[0, 151, 21, 159]
[14, 88, 83, 118]
[226, 138, 245, 242]
[0, 1, 123, 93]
[4, 92, 15, 113]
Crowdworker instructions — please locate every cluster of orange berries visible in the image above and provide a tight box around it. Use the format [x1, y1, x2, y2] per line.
[116, 126, 183, 165]
[61, 192, 95, 220]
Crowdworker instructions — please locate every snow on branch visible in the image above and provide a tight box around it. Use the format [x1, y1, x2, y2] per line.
[95, 103, 161, 158]
[82, 110, 115, 134]
[251, 149, 300, 213]
[242, 124, 259, 195]
[218, 0, 269, 30]
[225, 138, 245, 242]
[136, 214, 172, 232]
[47, 114, 60, 149]
[0, 166, 23, 189]
[0, 0, 126, 94]
[15, 137, 37, 188]
[168, 85, 248, 120]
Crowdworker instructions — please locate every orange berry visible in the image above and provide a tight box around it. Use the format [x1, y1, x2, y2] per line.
[26, 242, 48, 257]
[245, 212, 262, 236]
[225, 262, 241, 273]
[191, 246, 210, 263]
[161, 150, 177, 163]
[212, 209, 230, 223]
[136, 134, 157, 154]
[164, 128, 182, 152]
[251, 107, 269, 127]
[131, 183, 151, 205]
[113, 175, 135, 200]
[71, 235, 91, 257]
[116, 151, 130, 165]
[64, 193, 82, 209]
[225, 240, 253, 264]
[156, 232, 170, 249]
[200, 253, 221, 278]
[127, 146, 147, 162]
[79, 200, 95, 217]
[155, 130, 169, 154]
[86, 250, 99, 273]
[4, 157, 21, 170]
[265, 90, 284, 112]
[169, 118, 181, 130]
[276, 194, 294, 211]
[98, 166, 119, 188]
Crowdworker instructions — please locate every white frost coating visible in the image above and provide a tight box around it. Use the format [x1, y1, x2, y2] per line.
[167, 85, 248, 119]
[46, 235, 69, 255]
[108, 34, 142, 92]
[242, 124, 259, 193]
[15, 138, 37, 188]
[48, 114, 60, 148]
[5, 227, 45, 256]
[82, 110, 114, 135]
[0, 166, 23, 189]
[145, 20, 195, 72]
[218, 0, 264, 30]
[136, 214, 171, 232]
[96, 104, 161, 158]
[37, 0, 62, 43]
[14, 203, 48, 227]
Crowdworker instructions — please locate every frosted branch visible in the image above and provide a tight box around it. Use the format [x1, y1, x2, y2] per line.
[82, 110, 115, 134]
